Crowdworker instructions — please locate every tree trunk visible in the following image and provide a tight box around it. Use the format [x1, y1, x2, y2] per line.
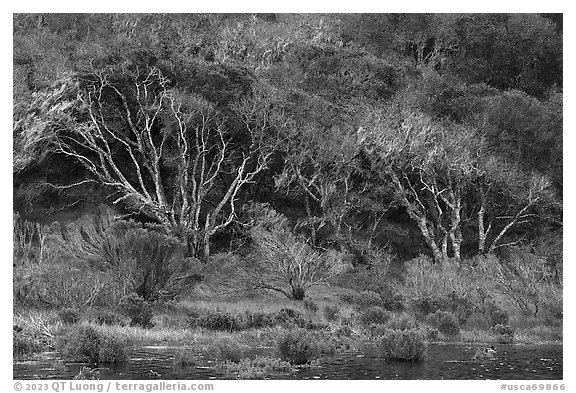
[449, 231, 462, 260]
[415, 218, 444, 264]
[477, 191, 489, 253]
[290, 282, 306, 300]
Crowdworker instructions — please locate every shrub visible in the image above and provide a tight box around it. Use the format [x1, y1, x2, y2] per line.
[215, 339, 244, 363]
[445, 291, 476, 325]
[487, 306, 509, 327]
[98, 336, 128, 363]
[377, 285, 405, 311]
[94, 310, 126, 326]
[56, 325, 127, 363]
[303, 299, 319, 315]
[242, 311, 275, 329]
[54, 211, 201, 303]
[59, 308, 81, 325]
[425, 311, 460, 337]
[359, 306, 390, 326]
[323, 305, 340, 322]
[197, 310, 242, 332]
[246, 205, 348, 300]
[379, 329, 427, 361]
[273, 308, 306, 328]
[216, 356, 292, 379]
[420, 325, 440, 341]
[174, 349, 198, 367]
[352, 290, 383, 311]
[119, 293, 153, 328]
[410, 295, 447, 318]
[13, 331, 41, 359]
[491, 324, 515, 343]
[73, 367, 101, 380]
[277, 329, 320, 365]
[385, 313, 418, 331]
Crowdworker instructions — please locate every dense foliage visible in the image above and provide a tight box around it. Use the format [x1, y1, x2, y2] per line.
[14, 14, 561, 302]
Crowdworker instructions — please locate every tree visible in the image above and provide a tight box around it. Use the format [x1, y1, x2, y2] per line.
[16, 60, 283, 259]
[244, 204, 348, 300]
[359, 107, 557, 262]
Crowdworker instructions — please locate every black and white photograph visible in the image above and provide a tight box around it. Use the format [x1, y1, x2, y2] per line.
[12, 10, 564, 385]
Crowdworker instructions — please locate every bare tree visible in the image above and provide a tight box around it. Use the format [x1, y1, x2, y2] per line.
[25, 65, 280, 259]
[245, 204, 348, 300]
[359, 109, 556, 263]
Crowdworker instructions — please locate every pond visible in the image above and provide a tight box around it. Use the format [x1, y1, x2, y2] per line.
[14, 343, 562, 380]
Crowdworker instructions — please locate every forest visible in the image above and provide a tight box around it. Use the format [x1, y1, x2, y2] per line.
[13, 14, 562, 379]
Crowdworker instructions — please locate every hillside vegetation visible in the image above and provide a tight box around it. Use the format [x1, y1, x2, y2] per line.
[13, 14, 562, 368]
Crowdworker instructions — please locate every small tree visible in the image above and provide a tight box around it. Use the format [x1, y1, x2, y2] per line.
[246, 204, 348, 300]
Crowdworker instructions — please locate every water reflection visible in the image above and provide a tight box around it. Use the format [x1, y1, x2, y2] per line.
[14, 344, 562, 380]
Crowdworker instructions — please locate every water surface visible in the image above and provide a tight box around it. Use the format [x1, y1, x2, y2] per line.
[14, 344, 562, 380]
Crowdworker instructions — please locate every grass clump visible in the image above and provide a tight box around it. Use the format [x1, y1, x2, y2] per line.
[303, 299, 319, 315]
[359, 306, 390, 326]
[351, 290, 383, 311]
[94, 310, 127, 326]
[56, 325, 127, 363]
[217, 356, 292, 379]
[242, 311, 275, 329]
[214, 338, 244, 363]
[425, 310, 460, 337]
[273, 308, 306, 328]
[73, 367, 101, 380]
[385, 313, 418, 331]
[174, 349, 198, 367]
[196, 310, 243, 332]
[277, 329, 320, 365]
[323, 305, 341, 322]
[119, 293, 153, 328]
[379, 329, 427, 362]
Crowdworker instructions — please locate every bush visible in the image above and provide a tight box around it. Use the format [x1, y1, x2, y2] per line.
[323, 305, 341, 322]
[425, 311, 460, 337]
[247, 205, 347, 300]
[242, 311, 275, 329]
[277, 329, 320, 365]
[13, 331, 41, 359]
[174, 349, 198, 367]
[487, 305, 509, 327]
[385, 313, 418, 331]
[94, 310, 126, 326]
[98, 336, 128, 363]
[410, 295, 447, 318]
[352, 290, 383, 311]
[491, 324, 515, 343]
[359, 306, 390, 326]
[379, 329, 427, 361]
[197, 310, 243, 332]
[215, 339, 243, 363]
[303, 299, 319, 315]
[54, 211, 201, 303]
[216, 356, 292, 379]
[377, 285, 406, 311]
[56, 325, 127, 363]
[420, 325, 440, 341]
[59, 308, 81, 325]
[119, 293, 153, 328]
[273, 308, 306, 328]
